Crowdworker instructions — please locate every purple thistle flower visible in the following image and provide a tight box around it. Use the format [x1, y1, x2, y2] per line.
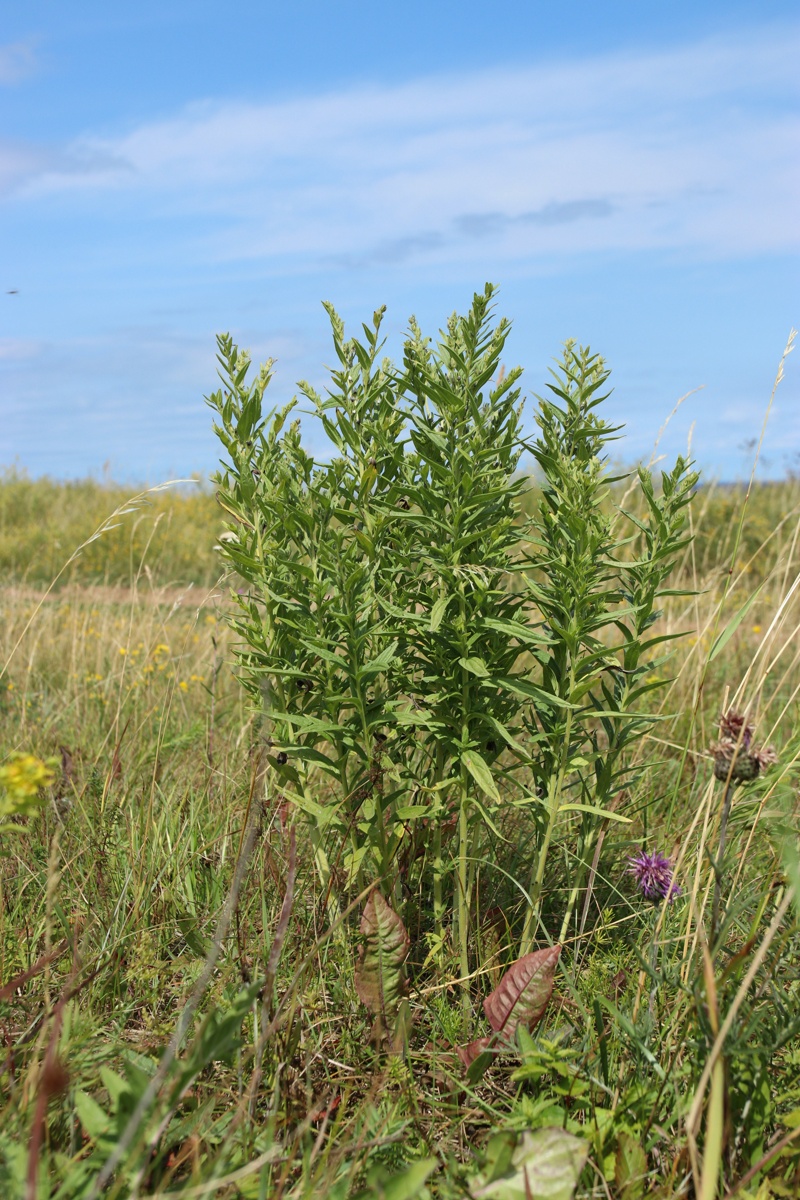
[628, 849, 681, 903]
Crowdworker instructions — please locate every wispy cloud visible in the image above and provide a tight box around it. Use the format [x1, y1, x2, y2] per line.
[2, 24, 798, 272]
[0, 139, 129, 198]
[454, 200, 614, 240]
[0, 40, 38, 86]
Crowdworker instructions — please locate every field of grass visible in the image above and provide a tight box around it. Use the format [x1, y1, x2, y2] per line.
[0, 473, 797, 1198]
[2, 316, 800, 1198]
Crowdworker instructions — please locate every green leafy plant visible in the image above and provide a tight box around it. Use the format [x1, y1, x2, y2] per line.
[207, 287, 536, 1013]
[208, 288, 698, 1027]
[519, 346, 697, 948]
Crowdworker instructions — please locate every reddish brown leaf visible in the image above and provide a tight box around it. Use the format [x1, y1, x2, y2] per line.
[483, 944, 561, 1037]
[456, 1036, 492, 1068]
[354, 891, 409, 1035]
[610, 968, 627, 999]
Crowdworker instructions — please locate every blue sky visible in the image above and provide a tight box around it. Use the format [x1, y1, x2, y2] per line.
[1, 1, 798, 482]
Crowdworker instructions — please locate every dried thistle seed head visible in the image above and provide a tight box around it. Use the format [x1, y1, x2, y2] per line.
[711, 743, 761, 782]
[718, 709, 753, 750]
[753, 744, 779, 770]
[710, 710, 777, 781]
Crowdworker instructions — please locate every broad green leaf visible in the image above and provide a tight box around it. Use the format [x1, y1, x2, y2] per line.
[429, 593, 451, 632]
[75, 1090, 111, 1141]
[708, 583, 764, 662]
[352, 1158, 438, 1200]
[98, 1067, 129, 1108]
[615, 1132, 647, 1200]
[459, 656, 490, 678]
[472, 1127, 589, 1200]
[461, 750, 501, 802]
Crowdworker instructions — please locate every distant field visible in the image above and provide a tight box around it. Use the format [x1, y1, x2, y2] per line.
[2, 460, 800, 1198]
[2, 468, 800, 589]
[0, 471, 223, 588]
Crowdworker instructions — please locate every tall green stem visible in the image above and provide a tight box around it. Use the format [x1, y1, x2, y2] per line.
[521, 667, 575, 954]
[457, 764, 471, 1026]
[432, 747, 445, 950]
[558, 820, 595, 945]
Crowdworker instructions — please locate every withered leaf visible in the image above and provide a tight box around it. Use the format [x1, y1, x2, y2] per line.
[353, 891, 409, 1034]
[483, 944, 561, 1038]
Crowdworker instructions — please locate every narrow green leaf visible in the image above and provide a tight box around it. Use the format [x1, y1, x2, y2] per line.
[480, 617, 548, 645]
[281, 746, 339, 774]
[484, 715, 527, 756]
[493, 675, 574, 709]
[281, 788, 334, 823]
[709, 583, 764, 662]
[558, 803, 632, 823]
[461, 749, 501, 801]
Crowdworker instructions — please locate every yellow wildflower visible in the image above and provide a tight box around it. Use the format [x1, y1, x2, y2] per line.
[0, 752, 57, 823]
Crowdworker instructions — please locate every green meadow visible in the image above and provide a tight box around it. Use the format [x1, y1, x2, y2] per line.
[1, 293, 798, 1199]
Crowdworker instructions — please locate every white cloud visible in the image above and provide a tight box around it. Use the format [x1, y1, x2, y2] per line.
[1, 25, 798, 271]
[0, 336, 42, 361]
[0, 40, 38, 86]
